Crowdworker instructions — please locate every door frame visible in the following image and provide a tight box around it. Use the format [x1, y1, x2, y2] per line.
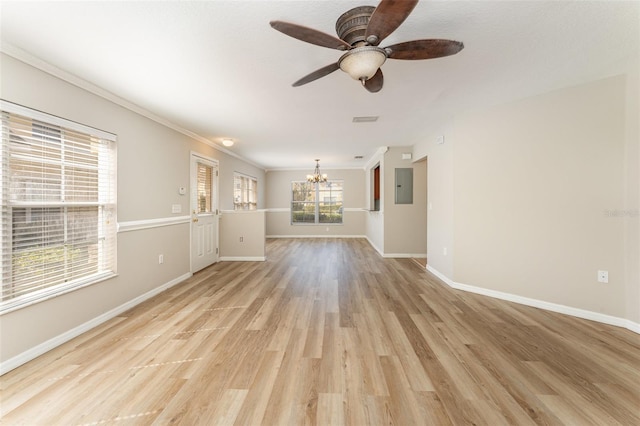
[189, 151, 220, 273]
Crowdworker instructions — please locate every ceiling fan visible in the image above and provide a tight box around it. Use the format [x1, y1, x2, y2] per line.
[270, 0, 464, 93]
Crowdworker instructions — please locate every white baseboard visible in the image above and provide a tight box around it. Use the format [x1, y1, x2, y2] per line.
[219, 256, 266, 261]
[624, 320, 640, 334]
[266, 235, 366, 239]
[0, 272, 192, 376]
[365, 237, 384, 257]
[362, 237, 425, 259]
[426, 265, 640, 335]
[381, 252, 428, 259]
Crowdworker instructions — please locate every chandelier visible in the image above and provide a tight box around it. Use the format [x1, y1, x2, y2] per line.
[307, 159, 328, 183]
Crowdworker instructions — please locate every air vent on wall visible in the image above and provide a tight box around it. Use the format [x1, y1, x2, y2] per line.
[352, 116, 379, 123]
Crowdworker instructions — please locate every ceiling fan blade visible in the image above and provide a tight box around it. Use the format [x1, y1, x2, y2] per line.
[292, 62, 341, 87]
[364, 69, 384, 93]
[270, 21, 350, 50]
[365, 0, 419, 46]
[386, 39, 464, 60]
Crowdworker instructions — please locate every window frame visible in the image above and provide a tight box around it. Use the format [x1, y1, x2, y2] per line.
[233, 172, 257, 211]
[291, 180, 344, 225]
[1, 101, 117, 314]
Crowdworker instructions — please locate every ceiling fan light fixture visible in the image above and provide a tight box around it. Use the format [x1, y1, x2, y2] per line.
[338, 46, 387, 81]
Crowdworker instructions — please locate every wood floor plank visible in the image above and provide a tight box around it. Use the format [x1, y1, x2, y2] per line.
[1, 238, 639, 425]
[232, 350, 285, 425]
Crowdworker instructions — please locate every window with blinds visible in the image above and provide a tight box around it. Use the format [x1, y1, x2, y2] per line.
[233, 172, 257, 211]
[196, 162, 213, 213]
[1, 101, 117, 313]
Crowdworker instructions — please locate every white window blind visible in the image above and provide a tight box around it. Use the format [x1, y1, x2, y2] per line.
[233, 172, 257, 211]
[1, 101, 117, 313]
[196, 162, 213, 213]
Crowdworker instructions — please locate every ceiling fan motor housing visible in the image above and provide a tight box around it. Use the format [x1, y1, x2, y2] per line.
[335, 6, 376, 46]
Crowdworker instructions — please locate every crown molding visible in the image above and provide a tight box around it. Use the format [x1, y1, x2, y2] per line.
[0, 42, 264, 171]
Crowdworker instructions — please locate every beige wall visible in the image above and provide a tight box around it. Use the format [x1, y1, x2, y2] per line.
[414, 123, 455, 277]
[453, 76, 626, 316]
[219, 210, 266, 260]
[383, 147, 427, 256]
[0, 53, 265, 366]
[265, 169, 366, 237]
[415, 74, 638, 323]
[364, 150, 386, 254]
[624, 65, 640, 323]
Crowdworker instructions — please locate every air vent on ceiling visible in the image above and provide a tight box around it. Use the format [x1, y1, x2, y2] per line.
[352, 116, 379, 123]
[354, 155, 364, 159]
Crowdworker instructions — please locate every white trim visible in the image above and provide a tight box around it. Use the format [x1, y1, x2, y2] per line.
[191, 151, 220, 166]
[625, 321, 640, 334]
[1, 100, 116, 140]
[365, 146, 389, 170]
[426, 265, 640, 335]
[365, 236, 384, 257]
[220, 209, 267, 214]
[267, 235, 366, 239]
[425, 265, 454, 286]
[265, 208, 364, 214]
[381, 252, 428, 259]
[363, 236, 425, 259]
[0, 272, 192, 375]
[0, 273, 116, 316]
[117, 216, 190, 233]
[219, 256, 266, 262]
[0, 42, 264, 170]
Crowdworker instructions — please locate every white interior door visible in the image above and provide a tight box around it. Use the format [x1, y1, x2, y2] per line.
[190, 154, 219, 273]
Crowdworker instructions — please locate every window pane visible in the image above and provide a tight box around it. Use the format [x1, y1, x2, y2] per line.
[292, 202, 316, 223]
[291, 180, 343, 224]
[292, 182, 314, 202]
[233, 173, 257, 211]
[12, 207, 65, 253]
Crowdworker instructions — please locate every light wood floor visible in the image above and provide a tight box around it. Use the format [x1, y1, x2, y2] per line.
[1, 238, 639, 425]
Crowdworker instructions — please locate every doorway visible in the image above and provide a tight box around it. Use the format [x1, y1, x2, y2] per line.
[190, 153, 219, 272]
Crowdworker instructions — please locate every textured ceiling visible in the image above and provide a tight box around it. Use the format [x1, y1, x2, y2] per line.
[1, 1, 638, 170]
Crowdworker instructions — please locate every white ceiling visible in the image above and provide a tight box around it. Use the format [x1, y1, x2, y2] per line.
[1, 1, 638, 170]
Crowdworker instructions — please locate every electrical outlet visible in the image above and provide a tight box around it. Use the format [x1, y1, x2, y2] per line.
[158, 254, 164, 264]
[597, 270, 608, 283]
